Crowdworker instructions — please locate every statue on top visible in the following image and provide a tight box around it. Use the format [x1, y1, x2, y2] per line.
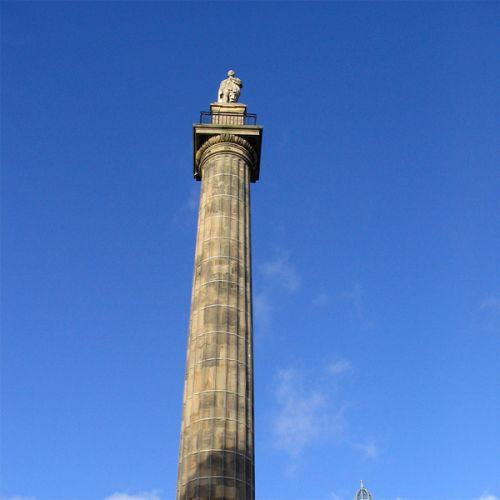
[217, 70, 243, 103]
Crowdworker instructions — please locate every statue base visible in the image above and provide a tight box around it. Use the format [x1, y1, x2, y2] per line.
[210, 102, 247, 124]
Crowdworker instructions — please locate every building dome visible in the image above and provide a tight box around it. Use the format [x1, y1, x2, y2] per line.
[355, 480, 373, 500]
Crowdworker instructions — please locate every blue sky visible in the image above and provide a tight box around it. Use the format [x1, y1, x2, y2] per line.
[1, 1, 498, 499]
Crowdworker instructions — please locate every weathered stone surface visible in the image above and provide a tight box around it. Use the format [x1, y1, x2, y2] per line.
[177, 121, 257, 500]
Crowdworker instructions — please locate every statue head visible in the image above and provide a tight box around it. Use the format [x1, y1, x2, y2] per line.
[227, 69, 235, 78]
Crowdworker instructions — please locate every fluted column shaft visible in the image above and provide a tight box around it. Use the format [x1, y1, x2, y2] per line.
[177, 135, 255, 500]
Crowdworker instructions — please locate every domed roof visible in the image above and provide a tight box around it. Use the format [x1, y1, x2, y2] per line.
[355, 480, 373, 500]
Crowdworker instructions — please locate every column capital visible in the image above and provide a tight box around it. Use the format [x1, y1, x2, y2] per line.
[195, 133, 258, 180]
[193, 124, 263, 183]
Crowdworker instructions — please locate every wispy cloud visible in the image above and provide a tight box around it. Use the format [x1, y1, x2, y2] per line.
[272, 367, 346, 463]
[312, 283, 373, 329]
[373, 496, 408, 500]
[0, 497, 36, 500]
[479, 297, 500, 312]
[253, 289, 273, 332]
[476, 295, 500, 334]
[313, 291, 331, 307]
[353, 438, 379, 459]
[473, 495, 500, 500]
[327, 359, 352, 376]
[172, 186, 199, 226]
[258, 252, 300, 293]
[254, 250, 300, 334]
[372, 497, 409, 500]
[271, 359, 380, 472]
[329, 493, 343, 500]
[105, 492, 161, 500]
[340, 283, 372, 328]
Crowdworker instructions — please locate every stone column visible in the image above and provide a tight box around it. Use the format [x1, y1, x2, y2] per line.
[177, 104, 262, 500]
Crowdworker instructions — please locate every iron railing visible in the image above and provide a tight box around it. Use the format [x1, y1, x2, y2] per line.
[199, 111, 258, 125]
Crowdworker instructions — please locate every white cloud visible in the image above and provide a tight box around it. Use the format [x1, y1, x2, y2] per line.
[0, 497, 36, 500]
[258, 252, 300, 293]
[366, 497, 407, 500]
[476, 295, 500, 334]
[354, 439, 379, 459]
[341, 283, 364, 303]
[327, 359, 352, 375]
[253, 289, 273, 333]
[479, 297, 500, 312]
[313, 291, 331, 307]
[473, 495, 499, 500]
[272, 367, 346, 460]
[253, 250, 300, 333]
[271, 362, 379, 467]
[105, 492, 161, 500]
[173, 186, 199, 225]
[340, 283, 372, 328]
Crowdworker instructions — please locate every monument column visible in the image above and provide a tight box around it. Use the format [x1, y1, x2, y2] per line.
[177, 72, 263, 500]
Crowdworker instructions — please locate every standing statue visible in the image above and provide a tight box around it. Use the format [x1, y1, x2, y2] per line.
[217, 70, 243, 103]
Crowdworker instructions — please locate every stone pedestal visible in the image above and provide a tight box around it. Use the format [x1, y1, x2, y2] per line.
[210, 103, 247, 125]
[177, 103, 263, 500]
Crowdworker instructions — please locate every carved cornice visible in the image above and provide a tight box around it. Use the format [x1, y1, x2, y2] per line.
[195, 134, 258, 169]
